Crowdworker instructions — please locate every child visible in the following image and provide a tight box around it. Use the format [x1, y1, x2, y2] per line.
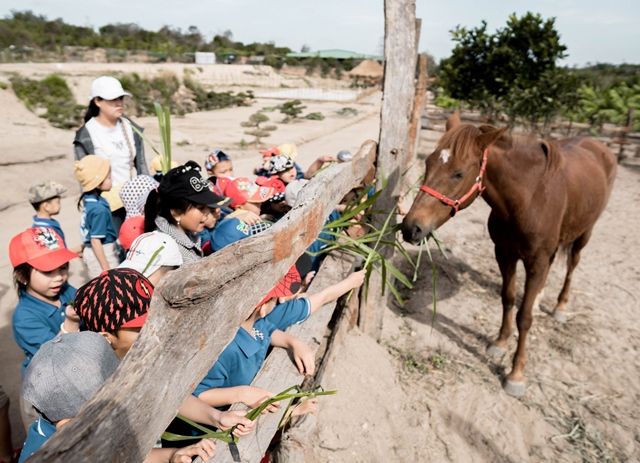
[19, 332, 217, 463]
[204, 150, 234, 179]
[144, 161, 229, 263]
[193, 269, 366, 409]
[198, 207, 222, 256]
[73, 268, 254, 438]
[256, 154, 297, 194]
[9, 226, 80, 430]
[28, 181, 68, 246]
[74, 155, 120, 277]
[118, 231, 183, 285]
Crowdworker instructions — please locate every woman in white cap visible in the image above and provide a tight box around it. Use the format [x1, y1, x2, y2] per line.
[73, 76, 149, 233]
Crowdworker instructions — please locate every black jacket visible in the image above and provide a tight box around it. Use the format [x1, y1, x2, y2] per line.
[73, 117, 149, 176]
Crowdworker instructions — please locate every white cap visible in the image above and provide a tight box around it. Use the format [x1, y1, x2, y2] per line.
[90, 76, 132, 100]
[284, 179, 309, 207]
[119, 231, 183, 278]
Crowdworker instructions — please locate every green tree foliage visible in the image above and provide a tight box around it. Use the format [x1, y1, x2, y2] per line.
[439, 12, 578, 130]
[241, 111, 277, 146]
[279, 99, 306, 122]
[575, 82, 640, 130]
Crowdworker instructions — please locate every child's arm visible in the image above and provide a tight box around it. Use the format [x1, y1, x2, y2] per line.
[305, 155, 336, 179]
[144, 439, 216, 463]
[198, 385, 280, 413]
[307, 269, 366, 314]
[178, 395, 254, 437]
[90, 238, 110, 271]
[271, 330, 315, 375]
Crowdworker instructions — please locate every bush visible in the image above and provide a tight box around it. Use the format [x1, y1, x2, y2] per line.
[336, 107, 358, 117]
[304, 112, 324, 120]
[10, 74, 84, 128]
[279, 99, 306, 122]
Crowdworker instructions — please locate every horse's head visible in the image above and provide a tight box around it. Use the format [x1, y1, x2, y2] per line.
[401, 115, 506, 243]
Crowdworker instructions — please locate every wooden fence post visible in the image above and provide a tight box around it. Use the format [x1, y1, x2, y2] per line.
[30, 140, 377, 463]
[358, 0, 417, 339]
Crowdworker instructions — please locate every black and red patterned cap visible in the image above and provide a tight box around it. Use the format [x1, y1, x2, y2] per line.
[74, 268, 154, 333]
[257, 264, 301, 307]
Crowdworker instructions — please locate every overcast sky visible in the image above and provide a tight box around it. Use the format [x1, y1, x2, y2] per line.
[1, 0, 639, 66]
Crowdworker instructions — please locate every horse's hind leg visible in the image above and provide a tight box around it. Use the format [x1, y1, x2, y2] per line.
[504, 257, 551, 397]
[488, 243, 518, 358]
[553, 229, 593, 323]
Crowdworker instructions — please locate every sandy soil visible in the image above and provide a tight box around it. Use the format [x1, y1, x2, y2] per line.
[306, 129, 640, 462]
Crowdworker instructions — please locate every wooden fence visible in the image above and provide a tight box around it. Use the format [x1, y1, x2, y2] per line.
[30, 140, 377, 462]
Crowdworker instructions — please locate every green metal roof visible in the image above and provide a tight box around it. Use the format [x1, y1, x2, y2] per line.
[286, 49, 382, 60]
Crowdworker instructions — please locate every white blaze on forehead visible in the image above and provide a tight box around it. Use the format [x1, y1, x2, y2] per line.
[439, 149, 451, 164]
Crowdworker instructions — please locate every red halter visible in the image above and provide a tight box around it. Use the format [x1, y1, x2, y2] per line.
[419, 148, 490, 216]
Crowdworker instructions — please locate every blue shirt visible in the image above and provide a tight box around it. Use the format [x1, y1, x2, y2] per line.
[32, 216, 66, 245]
[18, 417, 56, 463]
[80, 194, 117, 245]
[12, 284, 76, 373]
[194, 298, 311, 397]
[198, 226, 216, 255]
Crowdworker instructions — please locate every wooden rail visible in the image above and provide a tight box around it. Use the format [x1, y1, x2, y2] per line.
[30, 140, 377, 463]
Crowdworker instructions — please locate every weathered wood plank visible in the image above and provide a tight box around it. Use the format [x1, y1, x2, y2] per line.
[205, 252, 358, 463]
[359, 0, 417, 339]
[30, 140, 377, 463]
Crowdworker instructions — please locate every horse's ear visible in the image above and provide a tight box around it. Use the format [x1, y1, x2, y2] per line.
[476, 126, 509, 151]
[445, 111, 461, 132]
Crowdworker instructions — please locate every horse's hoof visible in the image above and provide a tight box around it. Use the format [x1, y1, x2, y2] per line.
[487, 344, 506, 359]
[552, 310, 567, 323]
[503, 379, 526, 397]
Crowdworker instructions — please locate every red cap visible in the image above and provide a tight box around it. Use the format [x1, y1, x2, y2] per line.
[218, 177, 276, 208]
[119, 215, 145, 251]
[9, 227, 77, 272]
[259, 146, 280, 158]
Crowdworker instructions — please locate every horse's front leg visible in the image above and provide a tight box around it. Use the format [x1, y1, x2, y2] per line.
[488, 243, 518, 358]
[504, 257, 551, 397]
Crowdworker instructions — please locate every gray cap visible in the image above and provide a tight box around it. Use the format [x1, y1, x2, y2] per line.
[284, 179, 309, 207]
[28, 181, 66, 204]
[22, 332, 119, 422]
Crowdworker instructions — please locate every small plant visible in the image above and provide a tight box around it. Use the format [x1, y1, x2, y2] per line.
[430, 352, 447, 370]
[238, 138, 249, 150]
[336, 107, 358, 117]
[240, 111, 277, 146]
[131, 102, 172, 174]
[279, 99, 306, 122]
[304, 111, 324, 121]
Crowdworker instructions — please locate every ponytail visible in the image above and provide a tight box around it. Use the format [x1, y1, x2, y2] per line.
[144, 189, 161, 232]
[84, 98, 100, 123]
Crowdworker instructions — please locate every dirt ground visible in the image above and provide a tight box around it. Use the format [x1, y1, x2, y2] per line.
[1, 63, 639, 462]
[306, 130, 640, 462]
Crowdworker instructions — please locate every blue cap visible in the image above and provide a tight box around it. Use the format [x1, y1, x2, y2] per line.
[211, 217, 251, 252]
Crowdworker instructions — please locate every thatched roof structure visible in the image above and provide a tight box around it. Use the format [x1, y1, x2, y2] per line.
[349, 59, 384, 78]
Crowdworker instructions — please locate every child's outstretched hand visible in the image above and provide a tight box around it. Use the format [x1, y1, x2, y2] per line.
[346, 269, 366, 290]
[240, 386, 280, 413]
[170, 438, 216, 463]
[217, 410, 255, 437]
[291, 339, 315, 376]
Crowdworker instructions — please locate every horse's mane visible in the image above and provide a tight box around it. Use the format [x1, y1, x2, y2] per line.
[440, 124, 563, 175]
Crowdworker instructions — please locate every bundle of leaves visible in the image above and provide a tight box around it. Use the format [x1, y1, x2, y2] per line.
[10, 74, 84, 128]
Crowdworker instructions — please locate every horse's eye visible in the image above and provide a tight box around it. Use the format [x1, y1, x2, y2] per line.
[452, 171, 464, 180]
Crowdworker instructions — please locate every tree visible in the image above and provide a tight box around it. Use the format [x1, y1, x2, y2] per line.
[240, 111, 277, 146]
[279, 99, 306, 122]
[439, 12, 577, 130]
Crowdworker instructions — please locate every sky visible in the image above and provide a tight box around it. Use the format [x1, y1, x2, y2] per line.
[1, 0, 639, 66]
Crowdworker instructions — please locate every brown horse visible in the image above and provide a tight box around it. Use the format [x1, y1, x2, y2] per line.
[401, 116, 617, 396]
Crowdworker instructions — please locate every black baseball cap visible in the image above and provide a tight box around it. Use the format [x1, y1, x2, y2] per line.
[159, 161, 230, 208]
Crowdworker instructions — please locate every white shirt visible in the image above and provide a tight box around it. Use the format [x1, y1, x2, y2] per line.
[85, 117, 135, 185]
